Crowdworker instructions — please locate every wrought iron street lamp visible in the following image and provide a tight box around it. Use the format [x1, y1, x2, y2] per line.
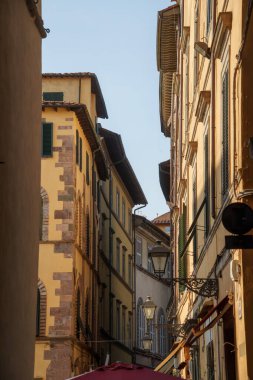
[142, 332, 153, 351]
[142, 296, 156, 352]
[142, 296, 157, 321]
[148, 242, 218, 297]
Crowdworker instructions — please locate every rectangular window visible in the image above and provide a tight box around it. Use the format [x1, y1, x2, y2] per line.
[128, 312, 132, 348]
[110, 178, 114, 208]
[194, 4, 199, 88]
[207, 341, 215, 380]
[116, 189, 120, 218]
[135, 237, 142, 266]
[128, 209, 132, 236]
[192, 171, 198, 265]
[206, 0, 212, 34]
[178, 204, 187, 291]
[222, 69, 229, 198]
[147, 243, 153, 273]
[110, 294, 114, 336]
[79, 137, 82, 171]
[43, 92, 63, 101]
[122, 199, 126, 227]
[122, 307, 126, 344]
[76, 130, 79, 165]
[86, 152, 90, 185]
[204, 132, 210, 237]
[122, 247, 126, 280]
[92, 169, 97, 201]
[109, 229, 114, 264]
[128, 255, 132, 287]
[116, 301, 121, 340]
[42, 123, 53, 157]
[116, 239, 121, 272]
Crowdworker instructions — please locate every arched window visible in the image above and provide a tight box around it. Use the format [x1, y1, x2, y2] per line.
[158, 308, 166, 356]
[40, 187, 49, 241]
[137, 298, 145, 348]
[85, 292, 91, 338]
[36, 279, 47, 337]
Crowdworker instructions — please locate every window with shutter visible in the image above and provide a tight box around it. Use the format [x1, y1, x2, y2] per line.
[192, 173, 198, 265]
[86, 152, 90, 185]
[207, 341, 215, 380]
[43, 92, 64, 101]
[135, 237, 142, 266]
[79, 137, 82, 171]
[42, 123, 53, 157]
[204, 133, 210, 237]
[222, 69, 229, 198]
[178, 204, 187, 291]
[76, 130, 79, 165]
[206, 0, 212, 34]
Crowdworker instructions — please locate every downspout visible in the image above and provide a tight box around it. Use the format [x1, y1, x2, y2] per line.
[211, 0, 217, 218]
[132, 203, 147, 363]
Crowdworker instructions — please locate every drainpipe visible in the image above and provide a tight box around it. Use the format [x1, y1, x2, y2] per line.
[132, 203, 147, 363]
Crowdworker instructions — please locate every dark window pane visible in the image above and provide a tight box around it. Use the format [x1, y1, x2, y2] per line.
[42, 123, 53, 157]
[43, 92, 64, 101]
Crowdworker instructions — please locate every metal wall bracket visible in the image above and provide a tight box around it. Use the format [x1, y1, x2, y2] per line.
[167, 278, 218, 297]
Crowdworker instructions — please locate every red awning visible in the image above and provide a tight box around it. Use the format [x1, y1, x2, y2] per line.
[67, 362, 184, 380]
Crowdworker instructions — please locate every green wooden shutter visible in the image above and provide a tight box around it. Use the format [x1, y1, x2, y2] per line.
[79, 137, 82, 171]
[76, 130, 79, 165]
[204, 133, 210, 237]
[43, 92, 63, 101]
[42, 123, 53, 157]
[222, 70, 229, 197]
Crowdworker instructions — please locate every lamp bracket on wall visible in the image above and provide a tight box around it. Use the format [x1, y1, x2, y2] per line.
[167, 278, 218, 297]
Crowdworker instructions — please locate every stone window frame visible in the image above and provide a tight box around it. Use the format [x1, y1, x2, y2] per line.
[40, 187, 49, 241]
[37, 279, 47, 337]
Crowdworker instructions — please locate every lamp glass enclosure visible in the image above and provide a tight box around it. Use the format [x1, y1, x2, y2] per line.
[142, 333, 152, 351]
[149, 241, 170, 276]
[142, 296, 157, 320]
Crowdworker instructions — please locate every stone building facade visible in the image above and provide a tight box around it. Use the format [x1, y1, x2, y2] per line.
[34, 74, 108, 379]
[155, 1, 253, 379]
[98, 127, 147, 364]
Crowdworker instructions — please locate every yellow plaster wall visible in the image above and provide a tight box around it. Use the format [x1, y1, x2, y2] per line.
[42, 77, 97, 124]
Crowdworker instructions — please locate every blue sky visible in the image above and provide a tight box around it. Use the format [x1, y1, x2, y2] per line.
[42, 0, 173, 220]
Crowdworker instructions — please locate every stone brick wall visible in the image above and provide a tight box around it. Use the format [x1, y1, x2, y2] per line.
[45, 341, 72, 380]
[40, 186, 49, 241]
[54, 134, 75, 241]
[50, 272, 73, 337]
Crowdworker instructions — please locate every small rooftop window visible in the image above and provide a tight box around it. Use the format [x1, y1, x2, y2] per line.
[43, 92, 63, 101]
